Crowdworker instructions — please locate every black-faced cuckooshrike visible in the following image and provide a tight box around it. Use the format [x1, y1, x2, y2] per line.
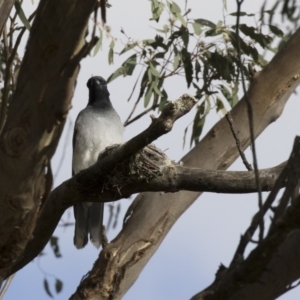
[72, 76, 124, 249]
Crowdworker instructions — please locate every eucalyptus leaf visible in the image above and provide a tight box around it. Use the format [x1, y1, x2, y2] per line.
[192, 22, 202, 35]
[15, 0, 31, 31]
[43, 279, 53, 298]
[55, 279, 63, 294]
[120, 42, 137, 55]
[93, 28, 103, 56]
[194, 18, 216, 28]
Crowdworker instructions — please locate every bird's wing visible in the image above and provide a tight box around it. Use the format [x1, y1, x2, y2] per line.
[72, 106, 124, 249]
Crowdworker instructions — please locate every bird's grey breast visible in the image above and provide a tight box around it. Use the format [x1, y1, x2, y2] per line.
[72, 106, 123, 174]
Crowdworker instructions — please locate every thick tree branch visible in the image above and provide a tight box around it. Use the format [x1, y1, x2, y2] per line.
[0, 0, 98, 278]
[192, 136, 300, 300]
[0, 0, 14, 34]
[8, 94, 198, 275]
[68, 27, 300, 300]
[8, 94, 286, 277]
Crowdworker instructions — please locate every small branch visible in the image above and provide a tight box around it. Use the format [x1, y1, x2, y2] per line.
[226, 112, 252, 171]
[0, 273, 15, 300]
[235, 0, 264, 243]
[229, 136, 300, 268]
[124, 103, 159, 127]
[192, 137, 300, 300]
[0, 10, 37, 135]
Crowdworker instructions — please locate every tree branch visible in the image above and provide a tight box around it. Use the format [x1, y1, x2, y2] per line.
[8, 96, 286, 277]
[0, 0, 14, 34]
[192, 136, 300, 300]
[8, 94, 198, 275]
[67, 27, 300, 300]
[0, 0, 98, 278]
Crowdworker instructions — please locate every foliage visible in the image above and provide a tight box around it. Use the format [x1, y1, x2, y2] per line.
[105, 0, 284, 147]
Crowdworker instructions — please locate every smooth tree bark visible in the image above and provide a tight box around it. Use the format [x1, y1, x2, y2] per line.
[69, 28, 300, 299]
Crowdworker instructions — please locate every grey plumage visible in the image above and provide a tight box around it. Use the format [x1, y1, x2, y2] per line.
[72, 76, 123, 249]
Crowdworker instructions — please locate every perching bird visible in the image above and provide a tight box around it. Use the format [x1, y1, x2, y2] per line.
[72, 76, 124, 249]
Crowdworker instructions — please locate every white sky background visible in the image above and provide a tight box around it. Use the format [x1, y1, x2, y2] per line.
[4, 0, 300, 299]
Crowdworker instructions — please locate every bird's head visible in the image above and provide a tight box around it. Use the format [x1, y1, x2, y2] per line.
[87, 76, 110, 99]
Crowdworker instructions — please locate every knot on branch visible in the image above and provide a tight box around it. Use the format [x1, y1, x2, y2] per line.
[2, 127, 29, 157]
[159, 94, 197, 125]
[106, 144, 173, 186]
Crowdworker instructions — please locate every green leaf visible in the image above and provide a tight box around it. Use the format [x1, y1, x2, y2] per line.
[50, 236, 62, 258]
[55, 279, 63, 294]
[148, 35, 168, 50]
[15, 0, 31, 31]
[194, 60, 201, 81]
[171, 1, 181, 13]
[176, 13, 187, 27]
[181, 29, 189, 48]
[205, 50, 233, 82]
[181, 48, 193, 88]
[150, 0, 163, 21]
[108, 40, 115, 65]
[107, 54, 137, 83]
[194, 18, 216, 28]
[216, 96, 226, 113]
[153, 52, 165, 59]
[43, 279, 53, 298]
[143, 39, 156, 45]
[108, 48, 114, 65]
[109, 39, 115, 49]
[137, 68, 149, 100]
[159, 89, 168, 111]
[153, 84, 163, 97]
[192, 22, 202, 35]
[93, 28, 103, 56]
[147, 67, 153, 82]
[269, 25, 284, 37]
[144, 82, 154, 107]
[238, 24, 272, 48]
[183, 126, 188, 149]
[219, 85, 233, 106]
[149, 62, 160, 78]
[173, 52, 181, 70]
[120, 42, 137, 55]
[229, 11, 254, 17]
[190, 103, 206, 147]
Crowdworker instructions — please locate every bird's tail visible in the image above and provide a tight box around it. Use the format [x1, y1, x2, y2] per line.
[73, 203, 89, 249]
[89, 202, 104, 248]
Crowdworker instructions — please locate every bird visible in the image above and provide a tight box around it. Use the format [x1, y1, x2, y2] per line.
[72, 76, 124, 249]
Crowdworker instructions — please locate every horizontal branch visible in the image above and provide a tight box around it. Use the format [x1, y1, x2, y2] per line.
[9, 145, 286, 276]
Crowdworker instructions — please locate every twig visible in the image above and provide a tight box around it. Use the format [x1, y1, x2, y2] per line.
[0, 273, 15, 300]
[235, 0, 264, 242]
[125, 104, 159, 127]
[0, 11, 37, 136]
[229, 137, 300, 268]
[226, 112, 252, 171]
[54, 118, 73, 180]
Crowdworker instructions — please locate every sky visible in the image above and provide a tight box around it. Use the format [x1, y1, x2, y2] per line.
[4, 0, 300, 299]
